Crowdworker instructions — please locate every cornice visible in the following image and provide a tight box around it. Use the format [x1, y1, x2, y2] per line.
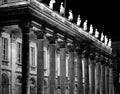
[0, 0, 112, 56]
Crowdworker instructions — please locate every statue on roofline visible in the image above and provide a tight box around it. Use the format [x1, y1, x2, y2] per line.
[104, 35, 108, 45]
[83, 20, 88, 31]
[89, 24, 93, 34]
[100, 32, 104, 42]
[60, 2, 65, 16]
[76, 15, 81, 26]
[49, 0, 56, 9]
[108, 38, 112, 47]
[95, 29, 99, 38]
[68, 9, 73, 21]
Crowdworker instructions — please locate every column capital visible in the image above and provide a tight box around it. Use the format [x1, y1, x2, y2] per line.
[75, 47, 83, 55]
[58, 40, 66, 48]
[104, 57, 109, 66]
[109, 59, 113, 68]
[100, 55, 106, 65]
[95, 53, 101, 62]
[34, 26, 45, 39]
[19, 21, 32, 33]
[67, 43, 75, 52]
[89, 53, 95, 60]
[82, 50, 89, 58]
[0, 27, 4, 36]
[47, 34, 57, 44]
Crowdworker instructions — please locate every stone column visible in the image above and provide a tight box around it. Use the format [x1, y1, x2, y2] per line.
[109, 60, 113, 94]
[11, 32, 17, 94]
[105, 58, 109, 94]
[100, 57, 105, 94]
[89, 53, 95, 94]
[59, 40, 66, 94]
[48, 35, 56, 94]
[82, 50, 89, 94]
[68, 44, 75, 94]
[95, 54, 101, 94]
[109, 59, 113, 94]
[76, 47, 83, 94]
[34, 26, 45, 94]
[0, 27, 4, 94]
[19, 22, 31, 94]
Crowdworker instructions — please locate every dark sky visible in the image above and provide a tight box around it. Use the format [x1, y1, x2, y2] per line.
[42, 0, 119, 42]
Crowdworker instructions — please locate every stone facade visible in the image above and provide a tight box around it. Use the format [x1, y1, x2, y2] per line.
[0, 0, 114, 94]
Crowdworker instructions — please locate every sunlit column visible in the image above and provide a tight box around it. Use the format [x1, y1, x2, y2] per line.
[76, 47, 83, 94]
[34, 26, 45, 94]
[68, 44, 75, 94]
[48, 35, 56, 94]
[89, 53, 95, 94]
[19, 22, 31, 94]
[82, 50, 89, 94]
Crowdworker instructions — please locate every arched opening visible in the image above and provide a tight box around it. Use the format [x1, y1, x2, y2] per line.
[2, 73, 9, 94]
[44, 79, 48, 94]
[15, 75, 22, 94]
[30, 77, 36, 94]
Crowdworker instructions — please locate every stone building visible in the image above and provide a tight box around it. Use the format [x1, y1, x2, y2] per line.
[112, 42, 120, 94]
[0, 0, 114, 94]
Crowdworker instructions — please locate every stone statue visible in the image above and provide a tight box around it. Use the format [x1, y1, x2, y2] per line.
[104, 35, 108, 45]
[89, 24, 93, 34]
[83, 20, 87, 31]
[100, 32, 104, 42]
[76, 15, 81, 26]
[68, 10, 73, 21]
[108, 39, 112, 47]
[49, 0, 56, 9]
[60, 2, 65, 15]
[95, 29, 99, 38]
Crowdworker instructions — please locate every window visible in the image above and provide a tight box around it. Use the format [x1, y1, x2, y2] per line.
[17, 42, 22, 64]
[2, 37, 8, 61]
[31, 47, 35, 66]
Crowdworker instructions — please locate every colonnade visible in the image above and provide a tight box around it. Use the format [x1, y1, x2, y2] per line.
[0, 22, 114, 94]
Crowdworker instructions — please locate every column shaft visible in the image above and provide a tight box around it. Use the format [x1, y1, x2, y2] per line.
[0, 31, 2, 94]
[60, 47, 66, 94]
[95, 62, 101, 94]
[82, 51, 89, 94]
[100, 64, 105, 94]
[37, 39, 44, 94]
[69, 50, 75, 94]
[49, 43, 56, 94]
[105, 66, 109, 94]
[20, 23, 30, 94]
[77, 54, 83, 94]
[109, 67, 112, 94]
[89, 57, 95, 94]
